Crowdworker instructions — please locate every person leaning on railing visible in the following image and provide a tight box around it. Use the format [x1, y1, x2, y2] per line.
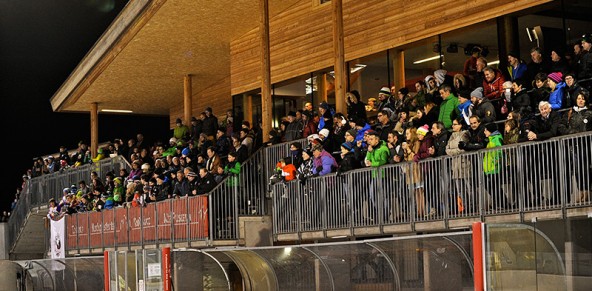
[558, 91, 592, 203]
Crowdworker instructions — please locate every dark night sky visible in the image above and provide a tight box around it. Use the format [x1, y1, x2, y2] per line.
[0, 0, 170, 211]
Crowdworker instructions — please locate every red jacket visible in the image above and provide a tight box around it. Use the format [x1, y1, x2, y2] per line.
[483, 70, 505, 100]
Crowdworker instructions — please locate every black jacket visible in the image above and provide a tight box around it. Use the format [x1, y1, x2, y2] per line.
[463, 125, 487, 151]
[473, 99, 496, 125]
[197, 173, 217, 194]
[432, 132, 449, 157]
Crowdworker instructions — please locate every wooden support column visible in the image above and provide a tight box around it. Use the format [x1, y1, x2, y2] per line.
[90, 102, 98, 158]
[393, 49, 406, 90]
[184, 74, 193, 124]
[332, 0, 346, 113]
[260, 0, 272, 142]
[319, 74, 328, 103]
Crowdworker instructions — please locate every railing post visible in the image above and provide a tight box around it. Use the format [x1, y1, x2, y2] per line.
[208, 194, 213, 242]
[141, 202, 145, 247]
[186, 196, 190, 244]
[170, 198, 175, 246]
[155, 200, 159, 247]
[102, 210, 105, 251]
[125, 207, 130, 251]
[234, 182, 240, 240]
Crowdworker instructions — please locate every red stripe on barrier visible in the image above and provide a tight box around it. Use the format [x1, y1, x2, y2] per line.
[472, 222, 484, 291]
[162, 247, 171, 291]
[104, 251, 110, 291]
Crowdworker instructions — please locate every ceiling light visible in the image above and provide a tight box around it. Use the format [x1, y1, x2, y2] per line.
[101, 109, 133, 113]
[489, 60, 500, 65]
[413, 55, 443, 65]
[350, 64, 367, 73]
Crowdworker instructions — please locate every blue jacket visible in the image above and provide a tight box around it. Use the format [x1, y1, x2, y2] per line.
[549, 82, 566, 109]
[355, 123, 372, 142]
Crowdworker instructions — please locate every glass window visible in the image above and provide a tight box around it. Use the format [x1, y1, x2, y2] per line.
[348, 51, 390, 105]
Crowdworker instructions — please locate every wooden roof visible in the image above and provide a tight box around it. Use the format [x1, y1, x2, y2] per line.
[50, 0, 300, 116]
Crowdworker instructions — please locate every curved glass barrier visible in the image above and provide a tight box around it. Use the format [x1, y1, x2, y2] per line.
[484, 223, 567, 290]
[17, 257, 104, 291]
[170, 231, 474, 291]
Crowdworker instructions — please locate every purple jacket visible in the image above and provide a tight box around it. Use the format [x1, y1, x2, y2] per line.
[312, 150, 338, 176]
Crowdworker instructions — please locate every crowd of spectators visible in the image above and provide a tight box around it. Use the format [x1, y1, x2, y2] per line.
[13, 106, 265, 221]
[270, 36, 592, 218]
[13, 35, 592, 223]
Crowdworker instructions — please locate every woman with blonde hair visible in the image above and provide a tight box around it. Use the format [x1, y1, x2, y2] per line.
[401, 127, 424, 217]
[453, 73, 467, 92]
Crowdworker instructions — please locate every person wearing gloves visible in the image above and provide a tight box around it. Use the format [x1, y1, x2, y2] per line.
[311, 144, 338, 177]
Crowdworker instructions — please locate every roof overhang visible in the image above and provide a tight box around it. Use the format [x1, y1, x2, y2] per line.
[50, 0, 299, 116]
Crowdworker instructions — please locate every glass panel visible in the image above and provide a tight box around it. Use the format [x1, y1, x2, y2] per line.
[484, 223, 567, 290]
[441, 20, 499, 91]
[142, 249, 164, 291]
[349, 51, 389, 124]
[171, 251, 231, 291]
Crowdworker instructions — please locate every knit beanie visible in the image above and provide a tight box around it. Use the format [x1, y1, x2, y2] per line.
[547, 72, 563, 84]
[471, 87, 484, 99]
[416, 124, 430, 136]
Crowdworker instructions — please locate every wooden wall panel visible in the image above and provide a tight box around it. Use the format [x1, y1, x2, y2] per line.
[169, 76, 231, 129]
[230, 0, 551, 95]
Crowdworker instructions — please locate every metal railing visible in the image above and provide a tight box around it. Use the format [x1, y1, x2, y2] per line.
[59, 139, 308, 250]
[7, 156, 131, 251]
[11, 130, 592, 251]
[272, 131, 592, 236]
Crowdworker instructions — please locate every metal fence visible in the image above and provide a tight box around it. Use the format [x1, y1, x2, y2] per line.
[8, 156, 130, 251]
[13, 132, 591, 250]
[272, 131, 592, 236]
[57, 139, 308, 250]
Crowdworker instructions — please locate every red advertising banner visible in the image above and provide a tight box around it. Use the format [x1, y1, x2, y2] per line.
[172, 198, 189, 240]
[102, 210, 115, 247]
[66, 215, 77, 250]
[115, 207, 128, 245]
[189, 195, 209, 239]
[128, 206, 142, 244]
[76, 213, 89, 249]
[157, 201, 172, 242]
[89, 211, 103, 248]
[142, 204, 156, 243]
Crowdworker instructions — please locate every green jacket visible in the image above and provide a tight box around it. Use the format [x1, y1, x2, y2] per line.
[365, 140, 389, 178]
[224, 161, 241, 186]
[483, 132, 503, 175]
[365, 140, 389, 167]
[173, 125, 189, 140]
[438, 94, 460, 129]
